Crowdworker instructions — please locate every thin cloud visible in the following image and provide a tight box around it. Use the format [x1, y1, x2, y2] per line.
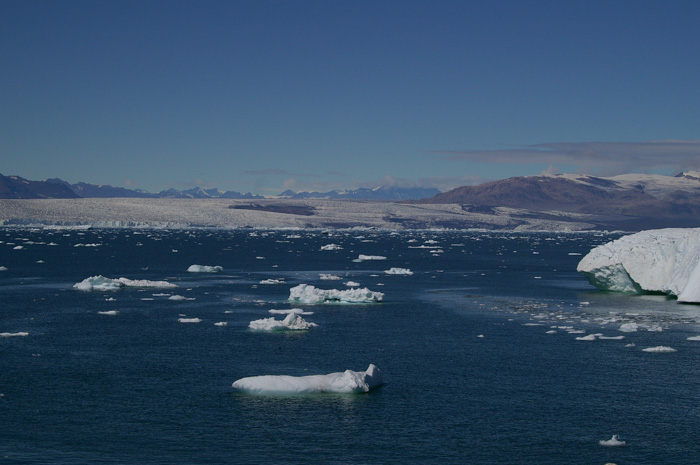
[432, 140, 700, 176]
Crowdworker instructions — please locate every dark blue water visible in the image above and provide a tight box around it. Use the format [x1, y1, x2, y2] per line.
[1, 228, 699, 464]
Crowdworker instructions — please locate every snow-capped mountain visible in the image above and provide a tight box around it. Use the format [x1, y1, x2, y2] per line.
[278, 185, 441, 200]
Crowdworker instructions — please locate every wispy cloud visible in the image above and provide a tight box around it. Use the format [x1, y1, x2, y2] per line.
[432, 140, 700, 176]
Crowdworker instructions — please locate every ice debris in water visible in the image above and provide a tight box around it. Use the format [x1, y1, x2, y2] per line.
[577, 228, 700, 303]
[1, 332, 29, 337]
[288, 284, 384, 304]
[599, 435, 626, 447]
[260, 278, 285, 284]
[249, 312, 318, 331]
[384, 267, 413, 275]
[642, 346, 677, 353]
[320, 273, 341, 280]
[98, 310, 119, 316]
[74, 275, 178, 291]
[178, 317, 202, 323]
[232, 364, 383, 394]
[187, 264, 223, 273]
[320, 244, 342, 251]
[353, 254, 387, 262]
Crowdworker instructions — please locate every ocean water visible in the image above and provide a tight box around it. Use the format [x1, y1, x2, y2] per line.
[1, 228, 699, 465]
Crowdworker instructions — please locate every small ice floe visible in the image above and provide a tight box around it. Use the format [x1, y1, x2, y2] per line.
[0, 332, 29, 337]
[545, 330, 557, 334]
[74, 276, 178, 291]
[0, 266, 7, 271]
[249, 312, 317, 331]
[232, 364, 383, 395]
[320, 273, 341, 280]
[320, 243, 342, 251]
[36, 260, 45, 264]
[642, 346, 677, 353]
[345, 281, 360, 287]
[575, 334, 600, 341]
[214, 321, 228, 326]
[599, 435, 626, 447]
[269, 308, 313, 315]
[289, 284, 384, 304]
[260, 278, 285, 285]
[98, 310, 119, 316]
[187, 265, 223, 273]
[168, 294, 195, 301]
[384, 267, 413, 275]
[178, 318, 202, 323]
[687, 335, 700, 341]
[13, 245, 24, 250]
[353, 254, 387, 262]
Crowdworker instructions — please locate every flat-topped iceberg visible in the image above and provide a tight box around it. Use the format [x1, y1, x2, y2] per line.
[187, 264, 223, 273]
[289, 284, 384, 304]
[74, 275, 178, 291]
[232, 364, 383, 394]
[577, 228, 700, 303]
[249, 312, 318, 331]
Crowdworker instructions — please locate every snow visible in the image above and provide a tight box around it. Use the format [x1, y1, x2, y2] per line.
[384, 267, 413, 275]
[187, 264, 223, 273]
[599, 435, 626, 447]
[232, 364, 383, 394]
[288, 284, 384, 304]
[577, 228, 700, 303]
[74, 275, 178, 291]
[249, 312, 318, 331]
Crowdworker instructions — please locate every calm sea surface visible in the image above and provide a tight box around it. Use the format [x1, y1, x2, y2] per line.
[1, 228, 699, 464]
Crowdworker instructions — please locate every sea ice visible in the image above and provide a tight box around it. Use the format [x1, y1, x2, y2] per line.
[74, 275, 178, 291]
[98, 310, 119, 316]
[384, 267, 413, 275]
[0, 332, 29, 337]
[268, 308, 313, 315]
[577, 228, 700, 303]
[687, 335, 700, 341]
[0, 266, 7, 271]
[642, 346, 677, 353]
[345, 281, 360, 287]
[249, 312, 318, 331]
[320, 273, 341, 280]
[599, 435, 626, 447]
[187, 264, 223, 273]
[232, 364, 383, 394]
[354, 254, 387, 262]
[320, 244, 342, 251]
[260, 278, 285, 284]
[178, 317, 202, 323]
[288, 284, 384, 304]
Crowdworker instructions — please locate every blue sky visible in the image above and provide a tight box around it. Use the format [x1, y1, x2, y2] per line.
[2, 0, 699, 195]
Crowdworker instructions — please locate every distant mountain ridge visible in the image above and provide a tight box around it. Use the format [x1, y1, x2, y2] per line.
[417, 171, 700, 220]
[278, 185, 441, 200]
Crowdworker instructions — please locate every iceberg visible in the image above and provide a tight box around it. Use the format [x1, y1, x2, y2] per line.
[320, 243, 342, 251]
[1, 332, 29, 337]
[249, 312, 318, 331]
[577, 228, 700, 303]
[384, 267, 413, 275]
[187, 264, 223, 273]
[599, 435, 626, 447]
[74, 275, 178, 291]
[178, 317, 202, 323]
[232, 364, 383, 394]
[288, 284, 384, 304]
[642, 346, 677, 353]
[354, 254, 387, 262]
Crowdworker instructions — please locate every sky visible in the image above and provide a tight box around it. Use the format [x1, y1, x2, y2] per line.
[2, 0, 699, 196]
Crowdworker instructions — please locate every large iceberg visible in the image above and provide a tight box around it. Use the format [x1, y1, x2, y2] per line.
[74, 275, 178, 291]
[187, 264, 223, 273]
[232, 364, 383, 394]
[249, 312, 318, 331]
[577, 228, 700, 303]
[289, 284, 384, 304]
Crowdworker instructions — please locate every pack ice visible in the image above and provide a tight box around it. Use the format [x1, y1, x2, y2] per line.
[577, 228, 700, 303]
[232, 364, 383, 394]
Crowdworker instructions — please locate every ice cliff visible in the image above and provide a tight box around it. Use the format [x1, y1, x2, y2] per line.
[577, 228, 700, 303]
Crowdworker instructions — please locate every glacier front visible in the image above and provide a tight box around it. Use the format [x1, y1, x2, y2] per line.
[577, 228, 700, 303]
[232, 364, 383, 394]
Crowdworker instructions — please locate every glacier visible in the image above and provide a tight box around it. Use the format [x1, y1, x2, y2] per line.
[232, 364, 383, 394]
[577, 228, 700, 303]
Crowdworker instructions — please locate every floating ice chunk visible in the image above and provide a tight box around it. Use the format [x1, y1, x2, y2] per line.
[289, 284, 384, 304]
[599, 435, 626, 447]
[687, 335, 700, 341]
[269, 308, 313, 315]
[619, 323, 639, 333]
[13, 245, 24, 250]
[384, 267, 413, 275]
[232, 364, 383, 394]
[642, 346, 677, 353]
[74, 275, 178, 291]
[575, 334, 599, 341]
[577, 228, 700, 303]
[214, 321, 228, 326]
[345, 281, 360, 287]
[178, 318, 202, 323]
[320, 244, 342, 251]
[187, 264, 223, 273]
[320, 273, 341, 280]
[260, 278, 285, 284]
[249, 312, 318, 331]
[354, 254, 387, 262]
[1, 332, 29, 337]
[98, 310, 119, 316]
[168, 294, 192, 300]
[0, 266, 7, 271]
